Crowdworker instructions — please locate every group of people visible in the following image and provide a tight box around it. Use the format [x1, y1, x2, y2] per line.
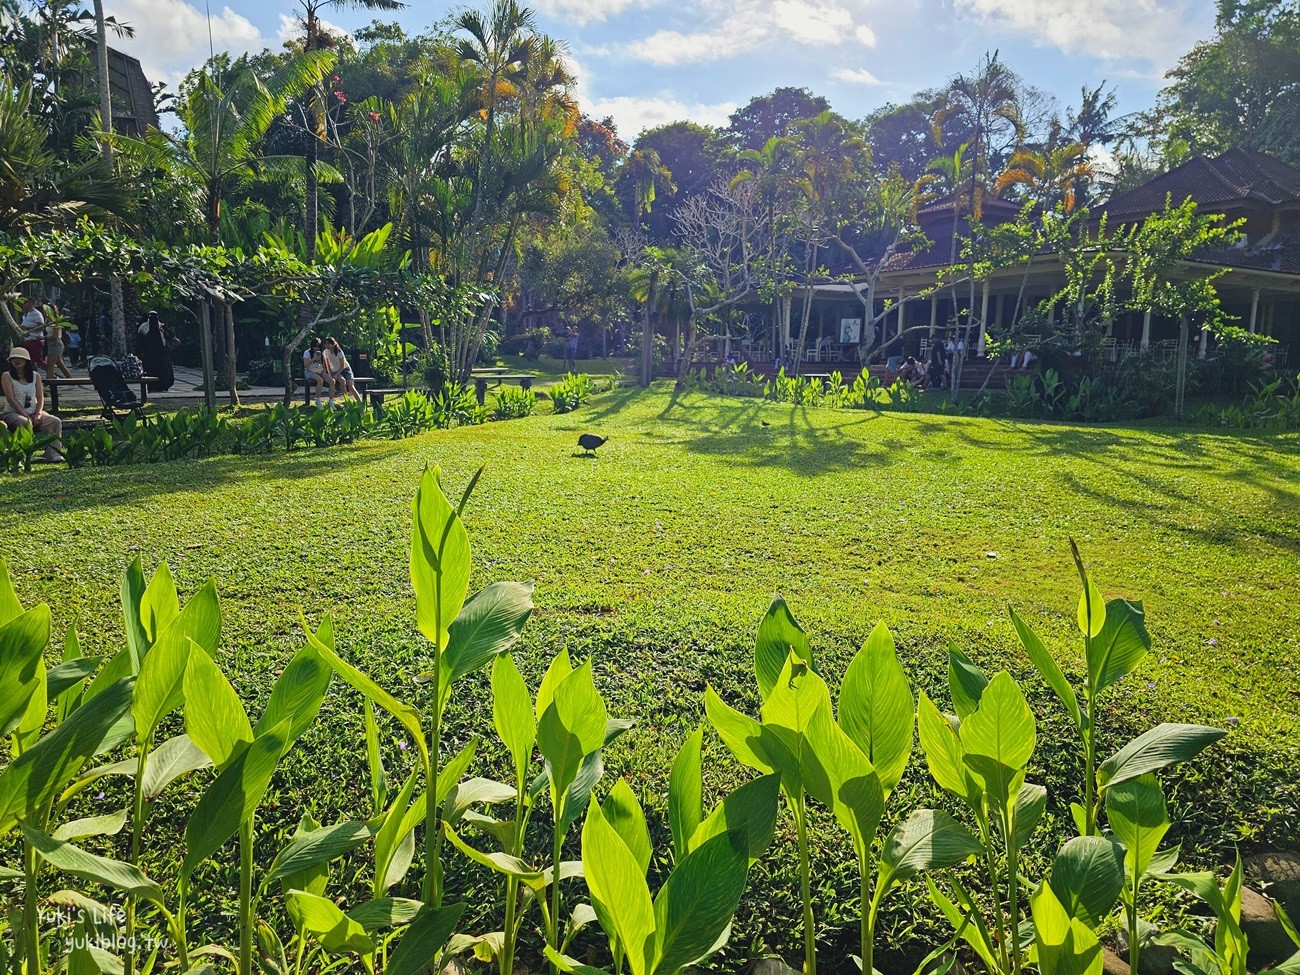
[303, 337, 361, 407]
[19, 299, 76, 380]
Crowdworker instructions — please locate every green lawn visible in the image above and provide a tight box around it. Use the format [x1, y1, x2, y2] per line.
[6, 385, 1298, 969]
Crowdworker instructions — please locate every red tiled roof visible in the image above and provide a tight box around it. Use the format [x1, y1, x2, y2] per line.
[1104, 149, 1300, 219]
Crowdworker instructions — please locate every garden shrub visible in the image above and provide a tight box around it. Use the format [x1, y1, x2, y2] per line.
[0, 476, 1281, 975]
[549, 372, 596, 413]
[492, 385, 537, 420]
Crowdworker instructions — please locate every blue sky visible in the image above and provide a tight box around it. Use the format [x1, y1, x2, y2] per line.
[114, 0, 1217, 140]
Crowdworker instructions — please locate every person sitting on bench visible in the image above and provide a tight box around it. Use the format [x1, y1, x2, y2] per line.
[303, 338, 331, 407]
[3, 346, 64, 462]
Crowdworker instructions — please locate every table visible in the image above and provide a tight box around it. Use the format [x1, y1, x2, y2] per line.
[473, 373, 534, 405]
[46, 375, 157, 412]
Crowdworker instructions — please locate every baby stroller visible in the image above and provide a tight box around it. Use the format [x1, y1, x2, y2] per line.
[88, 356, 145, 422]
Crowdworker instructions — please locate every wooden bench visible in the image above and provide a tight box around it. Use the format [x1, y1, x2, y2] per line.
[298, 376, 375, 405]
[46, 375, 157, 412]
[365, 387, 417, 416]
[472, 373, 533, 405]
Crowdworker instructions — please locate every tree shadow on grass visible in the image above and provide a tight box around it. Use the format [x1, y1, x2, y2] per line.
[648, 395, 896, 476]
[4, 439, 415, 517]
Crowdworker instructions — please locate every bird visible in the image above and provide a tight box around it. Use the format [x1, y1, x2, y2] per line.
[577, 433, 608, 456]
[761, 420, 771, 427]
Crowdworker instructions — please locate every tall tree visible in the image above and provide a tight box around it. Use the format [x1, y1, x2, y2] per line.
[290, 0, 406, 260]
[726, 86, 830, 151]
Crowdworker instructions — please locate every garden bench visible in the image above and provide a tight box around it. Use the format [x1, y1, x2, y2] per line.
[297, 376, 375, 405]
[365, 386, 416, 416]
[473, 373, 533, 405]
[46, 375, 157, 412]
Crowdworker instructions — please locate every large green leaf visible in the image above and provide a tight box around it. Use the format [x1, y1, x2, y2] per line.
[491, 654, 536, 779]
[444, 777, 516, 826]
[150, 578, 222, 661]
[754, 597, 814, 701]
[375, 769, 420, 895]
[1074, 552, 1107, 640]
[348, 897, 424, 932]
[916, 692, 979, 811]
[689, 774, 780, 863]
[386, 902, 466, 975]
[535, 649, 572, 722]
[183, 720, 288, 875]
[1089, 599, 1151, 695]
[443, 823, 544, 882]
[121, 556, 149, 670]
[48, 656, 98, 704]
[1097, 724, 1227, 790]
[411, 467, 472, 651]
[132, 631, 193, 742]
[1032, 881, 1106, 975]
[877, 809, 982, 899]
[1105, 773, 1169, 882]
[253, 643, 332, 747]
[0, 557, 22, 626]
[959, 672, 1035, 812]
[1048, 835, 1125, 927]
[53, 810, 128, 841]
[668, 727, 704, 861]
[948, 646, 988, 721]
[140, 560, 180, 646]
[286, 889, 374, 954]
[582, 799, 655, 975]
[269, 820, 376, 883]
[653, 829, 749, 974]
[761, 653, 836, 803]
[23, 825, 164, 903]
[838, 621, 914, 798]
[141, 734, 212, 800]
[604, 779, 652, 875]
[183, 648, 252, 770]
[443, 582, 534, 694]
[806, 705, 883, 855]
[0, 678, 134, 836]
[1010, 607, 1082, 731]
[1014, 782, 1049, 848]
[703, 687, 775, 777]
[538, 661, 608, 807]
[302, 615, 427, 763]
[0, 604, 51, 737]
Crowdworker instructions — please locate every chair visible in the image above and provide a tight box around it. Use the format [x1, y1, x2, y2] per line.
[1102, 337, 1118, 362]
[88, 356, 145, 422]
[919, 339, 930, 361]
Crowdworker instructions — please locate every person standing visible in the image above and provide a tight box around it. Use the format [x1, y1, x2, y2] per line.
[20, 300, 46, 369]
[564, 324, 579, 373]
[44, 304, 73, 379]
[3, 347, 63, 461]
[135, 311, 176, 392]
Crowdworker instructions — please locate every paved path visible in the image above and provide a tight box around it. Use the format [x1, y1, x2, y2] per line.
[52, 364, 292, 411]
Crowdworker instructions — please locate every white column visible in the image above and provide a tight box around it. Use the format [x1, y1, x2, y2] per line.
[896, 288, 906, 340]
[1249, 289, 1260, 334]
[1198, 322, 1209, 359]
[929, 294, 938, 337]
[978, 280, 990, 356]
[1141, 309, 1152, 350]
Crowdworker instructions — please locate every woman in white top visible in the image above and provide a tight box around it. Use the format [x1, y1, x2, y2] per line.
[3, 347, 63, 461]
[303, 338, 331, 407]
[322, 337, 360, 402]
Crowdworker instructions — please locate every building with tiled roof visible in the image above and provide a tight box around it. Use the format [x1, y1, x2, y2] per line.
[738, 149, 1300, 373]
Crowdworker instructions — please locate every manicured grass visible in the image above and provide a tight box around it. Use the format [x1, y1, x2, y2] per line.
[6, 386, 1298, 969]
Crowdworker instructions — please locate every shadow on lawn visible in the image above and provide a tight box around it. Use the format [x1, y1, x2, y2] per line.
[5, 439, 414, 517]
[649, 389, 896, 476]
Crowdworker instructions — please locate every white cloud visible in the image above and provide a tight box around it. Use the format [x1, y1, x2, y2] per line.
[111, 0, 263, 86]
[834, 67, 880, 85]
[585, 93, 738, 137]
[529, 0, 659, 26]
[954, 0, 1210, 67]
[627, 0, 878, 66]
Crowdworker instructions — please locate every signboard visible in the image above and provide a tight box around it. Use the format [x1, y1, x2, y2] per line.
[839, 318, 862, 343]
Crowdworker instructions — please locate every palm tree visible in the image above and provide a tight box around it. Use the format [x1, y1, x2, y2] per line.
[620, 147, 674, 226]
[454, 0, 540, 223]
[932, 51, 1024, 222]
[994, 141, 1094, 212]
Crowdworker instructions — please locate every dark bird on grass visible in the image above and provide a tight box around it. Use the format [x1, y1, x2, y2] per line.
[761, 420, 771, 427]
[578, 433, 608, 456]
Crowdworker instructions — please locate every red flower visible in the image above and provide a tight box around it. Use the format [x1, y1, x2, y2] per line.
[333, 90, 347, 102]
[368, 111, 380, 122]
[331, 74, 340, 82]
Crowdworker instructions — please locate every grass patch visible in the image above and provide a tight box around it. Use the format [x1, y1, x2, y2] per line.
[6, 384, 1298, 969]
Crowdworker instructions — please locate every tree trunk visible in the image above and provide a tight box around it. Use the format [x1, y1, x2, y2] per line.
[224, 301, 240, 407]
[1174, 314, 1189, 419]
[792, 244, 818, 375]
[640, 270, 658, 387]
[199, 302, 216, 410]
